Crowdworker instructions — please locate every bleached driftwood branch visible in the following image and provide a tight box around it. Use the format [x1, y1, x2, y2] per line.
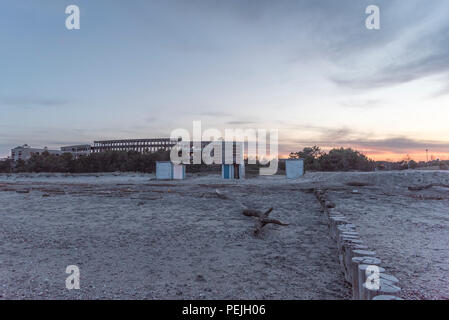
[243, 207, 289, 236]
[215, 189, 289, 236]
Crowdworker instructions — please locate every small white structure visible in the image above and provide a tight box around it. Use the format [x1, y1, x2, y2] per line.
[221, 140, 245, 180]
[172, 163, 186, 179]
[156, 161, 186, 180]
[222, 163, 245, 180]
[285, 159, 304, 179]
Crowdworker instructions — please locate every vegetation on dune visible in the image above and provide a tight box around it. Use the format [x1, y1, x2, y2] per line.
[0, 145, 447, 173]
[289, 146, 375, 172]
[0, 150, 170, 173]
[288, 146, 448, 172]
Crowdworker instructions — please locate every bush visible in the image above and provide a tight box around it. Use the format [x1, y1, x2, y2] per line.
[289, 146, 323, 171]
[319, 148, 374, 171]
[0, 159, 13, 173]
[289, 146, 374, 172]
[2, 150, 171, 173]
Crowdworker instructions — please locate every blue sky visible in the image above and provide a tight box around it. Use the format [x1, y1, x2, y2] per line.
[1, 0, 449, 160]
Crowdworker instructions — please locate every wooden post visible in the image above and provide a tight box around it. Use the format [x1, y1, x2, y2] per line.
[372, 295, 403, 300]
[362, 279, 401, 300]
[380, 273, 399, 285]
[329, 217, 349, 238]
[345, 244, 369, 283]
[337, 233, 359, 249]
[358, 264, 385, 300]
[339, 240, 364, 283]
[351, 256, 381, 300]
[360, 272, 399, 300]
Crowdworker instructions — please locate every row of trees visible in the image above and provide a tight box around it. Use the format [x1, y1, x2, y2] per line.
[288, 146, 449, 171]
[376, 159, 449, 171]
[2, 146, 444, 174]
[0, 150, 171, 173]
[289, 146, 375, 172]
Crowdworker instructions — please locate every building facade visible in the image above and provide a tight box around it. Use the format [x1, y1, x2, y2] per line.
[9, 139, 246, 163]
[60, 144, 92, 159]
[11, 144, 62, 161]
[91, 138, 179, 153]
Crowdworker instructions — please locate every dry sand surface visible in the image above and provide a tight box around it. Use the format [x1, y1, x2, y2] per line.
[0, 172, 350, 300]
[0, 170, 448, 300]
[315, 171, 449, 300]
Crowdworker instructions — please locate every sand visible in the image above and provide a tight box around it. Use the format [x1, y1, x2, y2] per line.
[0, 170, 448, 300]
[315, 171, 449, 300]
[0, 173, 349, 300]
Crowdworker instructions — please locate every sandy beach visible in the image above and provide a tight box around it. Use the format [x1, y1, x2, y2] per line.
[0, 172, 350, 299]
[0, 171, 448, 300]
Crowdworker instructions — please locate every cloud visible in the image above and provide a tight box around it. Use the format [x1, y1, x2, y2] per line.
[226, 120, 256, 125]
[281, 125, 449, 155]
[182, 110, 233, 118]
[199, 111, 232, 117]
[0, 96, 70, 108]
[145, 117, 158, 123]
[339, 99, 382, 108]
[348, 137, 449, 153]
[325, 0, 449, 90]
[331, 48, 449, 90]
[429, 77, 449, 97]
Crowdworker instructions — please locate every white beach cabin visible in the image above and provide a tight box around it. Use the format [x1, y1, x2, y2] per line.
[221, 140, 245, 180]
[285, 159, 304, 179]
[156, 161, 186, 180]
[222, 163, 245, 180]
[172, 163, 186, 179]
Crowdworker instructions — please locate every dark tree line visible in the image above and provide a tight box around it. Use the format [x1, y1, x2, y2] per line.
[376, 159, 449, 171]
[1, 146, 447, 174]
[0, 158, 13, 173]
[289, 146, 375, 172]
[289, 146, 449, 172]
[0, 150, 170, 173]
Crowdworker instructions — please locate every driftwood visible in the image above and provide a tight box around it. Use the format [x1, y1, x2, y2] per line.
[408, 184, 434, 191]
[215, 189, 230, 200]
[408, 183, 449, 191]
[345, 181, 373, 187]
[242, 207, 289, 236]
[199, 189, 231, 199]
[214, 188, 289, 236]
[409, 194, 445, 200]
[16, 190, 30, 194]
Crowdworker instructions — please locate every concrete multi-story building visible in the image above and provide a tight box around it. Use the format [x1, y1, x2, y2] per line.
[91, 138, 180, 153]
[10, 144, 62, 161]
[60, 144, 92, 159]
[9, 139, 244, 163]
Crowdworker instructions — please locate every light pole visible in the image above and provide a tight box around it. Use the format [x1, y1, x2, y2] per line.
[426, 149, 429, 164]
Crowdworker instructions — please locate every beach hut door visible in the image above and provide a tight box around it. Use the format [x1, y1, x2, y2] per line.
[233, 164, 240, 179]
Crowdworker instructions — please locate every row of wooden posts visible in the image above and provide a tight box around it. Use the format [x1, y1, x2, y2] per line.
[314, 189, 403, 300]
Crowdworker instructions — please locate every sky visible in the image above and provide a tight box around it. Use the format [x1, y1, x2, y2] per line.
[1, 0, 449, 161]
